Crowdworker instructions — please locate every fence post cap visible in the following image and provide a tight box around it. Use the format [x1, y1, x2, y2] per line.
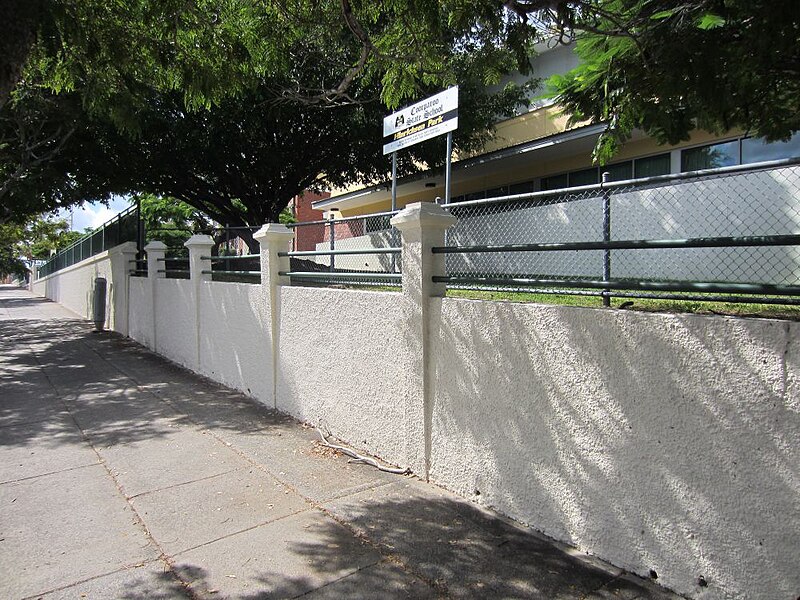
[254, 223, 294, 242]
[108, 241, 138, 255]
[184, 234, 215, 248]
[390, 201, 456, 231]
[143, 240, 168, 252]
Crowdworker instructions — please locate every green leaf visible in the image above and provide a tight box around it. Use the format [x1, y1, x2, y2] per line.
[696, 14, 726, 30]
[650, 10, 676, 20]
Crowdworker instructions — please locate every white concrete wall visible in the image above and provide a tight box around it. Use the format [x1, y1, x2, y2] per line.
[329, 165, 800, 284]
[610, 166, 800, 283]
[128, 277, 152, 347]
[34, 217, 800, 600]
[152, 279, 196, 370]
[197, 281, 271, 403]
[276, 286, 413, 468]
[31, 251, 114, 327]
[447, 195, 604, 278]
[428, 297, 799, 600]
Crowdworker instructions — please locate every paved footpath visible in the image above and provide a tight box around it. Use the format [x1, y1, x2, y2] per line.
[0, 285, 682, 599]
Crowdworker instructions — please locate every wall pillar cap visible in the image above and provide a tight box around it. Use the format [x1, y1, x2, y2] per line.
[184, 234, 215, 248]
[390, 202, 456, 231]
[254, 223, 295, 243]
[108, 241, 138, 255]
[144, 240, 168, 252]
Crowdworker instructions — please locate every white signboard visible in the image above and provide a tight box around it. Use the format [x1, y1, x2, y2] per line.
[382, 86, 458, 155]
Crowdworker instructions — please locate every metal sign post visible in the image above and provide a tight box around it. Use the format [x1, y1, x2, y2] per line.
[445, 131, 453, 204]
[391, 151, 397, 211]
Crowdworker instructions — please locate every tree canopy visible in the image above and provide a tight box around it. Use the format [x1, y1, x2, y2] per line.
[0, 214, 80, 278]
[532, 0, 800, 160]
[7, 69, 523, 249]
[1, 0, 272, 120]
[2, 0, 799, 228]
[2, 1, 533, 227]
[0, 85, 124, 224]
[2, 1, 535, 121]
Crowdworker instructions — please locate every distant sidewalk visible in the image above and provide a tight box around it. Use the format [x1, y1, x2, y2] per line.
[0, 285, 681, 599]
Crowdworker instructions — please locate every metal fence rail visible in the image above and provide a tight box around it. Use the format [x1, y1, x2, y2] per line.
[37, 203, 142, 278]
[201, 253, 261, 283]
[437, 158, 800, 305]
[286, 211, 402, 287]
[201, 226, 261, 283]
[129, 257, 148, 277]
[146, 225, 262, 283]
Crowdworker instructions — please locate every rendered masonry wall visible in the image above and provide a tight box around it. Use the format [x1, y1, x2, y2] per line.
[428, 297, 799, 600]
[153, 279, 196, 369]
[197, 282, 271, 403]
[276, 286, 413, 468]
[129, 278, 152, 347]
[31, 251, 114, 327]
[127, 279, 272, 405]
[33, 223, 799, 600]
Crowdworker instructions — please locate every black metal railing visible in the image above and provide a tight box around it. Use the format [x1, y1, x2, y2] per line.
[37, 203, 143, 278]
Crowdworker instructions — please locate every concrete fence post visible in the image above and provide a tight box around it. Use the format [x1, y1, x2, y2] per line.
[145, 241, 167, 280]
[185, 235, 215, 371]
[185, 235, 214, 284]
[390, 202, 457, 479]
[144, 241, 167, 352]
[254, 224, 295, 409]
[108, 241, 138, 336]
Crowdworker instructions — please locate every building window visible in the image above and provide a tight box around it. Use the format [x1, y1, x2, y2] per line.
[681, 140, 739, 171]
[464, 190, 487, 201]
[602, 161, 633, 182]
[569, 167, 599, 187]
[681, 135, 800, 172]
[508, 180, 535, 195]
[447, 133, 800, 206]
[540, 173, 568, 191]
[485, 186, 509, 199]
[742, 133, 800, 164]
[634, 153, 671, 178]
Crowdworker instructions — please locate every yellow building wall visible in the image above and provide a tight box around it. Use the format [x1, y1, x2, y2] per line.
[339, 129, 743, 217]
[464, 105, 575, 157]
[333, 101, 745, 217]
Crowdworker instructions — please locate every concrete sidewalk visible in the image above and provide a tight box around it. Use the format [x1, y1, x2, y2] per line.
[0, 285, 681, 600]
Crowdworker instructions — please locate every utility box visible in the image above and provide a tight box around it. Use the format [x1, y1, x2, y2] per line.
[93, 277, 107, 331]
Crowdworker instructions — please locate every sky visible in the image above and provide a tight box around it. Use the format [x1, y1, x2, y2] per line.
[57, 195, 133, 232]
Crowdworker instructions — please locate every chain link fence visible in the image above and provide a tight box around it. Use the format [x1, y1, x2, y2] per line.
[285, 212, 402, 287]
[438, 159, 800, 304]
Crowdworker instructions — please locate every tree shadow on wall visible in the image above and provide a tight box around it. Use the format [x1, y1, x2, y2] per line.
[427, 297, 798, 598]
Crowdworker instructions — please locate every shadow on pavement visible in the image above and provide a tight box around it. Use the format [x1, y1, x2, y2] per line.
[163, 492, 670, 599]
[0, 313, 295, 448]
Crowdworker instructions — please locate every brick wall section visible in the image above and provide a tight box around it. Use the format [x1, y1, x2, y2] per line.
[293, 191, 328, 251]
[324, 220, 363, 243]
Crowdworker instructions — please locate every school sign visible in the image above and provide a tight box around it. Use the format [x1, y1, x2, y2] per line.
[382, 86, 459, 155]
